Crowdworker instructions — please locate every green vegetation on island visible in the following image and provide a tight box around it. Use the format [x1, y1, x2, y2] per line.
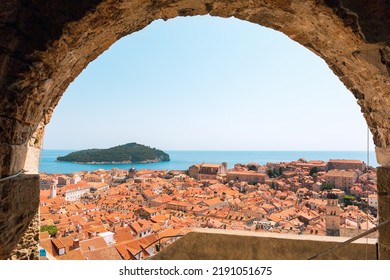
[57, 142, 170, 164]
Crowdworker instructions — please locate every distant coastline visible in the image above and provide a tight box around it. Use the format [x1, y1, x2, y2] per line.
[58, 159, 163, 165]
[39, 150, 378, 174]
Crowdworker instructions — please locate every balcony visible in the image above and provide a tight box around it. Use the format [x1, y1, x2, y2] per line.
[152, 228, 377, 260]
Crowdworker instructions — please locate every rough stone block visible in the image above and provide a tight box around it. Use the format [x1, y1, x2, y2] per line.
[378, 167, 390, 195]
[378, 194, 390, 248]
[379, 243, 390, 260]
[0, 174, 39, 259]
[376, 148, 390, 168]
[0, 143, 28, 177]
[377, 166, 390, 259]
[23, 146, 41, 174]
[0, 117, 37, 146]
[152, 229, 377, 260]
[7, 213, 39, 260]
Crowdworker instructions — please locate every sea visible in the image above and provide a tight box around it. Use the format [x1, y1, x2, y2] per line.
[39, 150, 378, 174]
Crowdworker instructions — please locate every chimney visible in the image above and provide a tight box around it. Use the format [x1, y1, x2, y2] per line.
[73, 238, 80, 249]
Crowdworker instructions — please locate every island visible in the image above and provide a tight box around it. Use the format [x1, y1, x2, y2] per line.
[57, 142, 170, 164]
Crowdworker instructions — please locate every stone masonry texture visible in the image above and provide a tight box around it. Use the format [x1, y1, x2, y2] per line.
[0, 175, 39, 259]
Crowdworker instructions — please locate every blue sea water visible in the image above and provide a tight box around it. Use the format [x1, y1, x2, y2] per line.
[39, 150, 378, 174]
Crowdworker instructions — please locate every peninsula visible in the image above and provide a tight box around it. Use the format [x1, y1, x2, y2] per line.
[57, 142, 170, 164]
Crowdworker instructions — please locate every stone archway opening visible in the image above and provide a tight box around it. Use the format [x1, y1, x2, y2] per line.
[1, 0, 389, 259]
[45, 15, 373, 154]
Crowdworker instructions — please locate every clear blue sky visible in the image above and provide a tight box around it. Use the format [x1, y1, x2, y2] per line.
[44, 15, 374, 151]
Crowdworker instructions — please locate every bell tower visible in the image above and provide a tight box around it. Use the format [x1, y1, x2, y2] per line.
[326, 192, 341, 236]
[50, 184, 57, 199]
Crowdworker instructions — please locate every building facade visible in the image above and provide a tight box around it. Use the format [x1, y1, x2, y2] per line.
[326, 159, 366, 172]
[226, 171, 267, 183]
[325, 170, 358, 191]
[188, 163, 227, 180]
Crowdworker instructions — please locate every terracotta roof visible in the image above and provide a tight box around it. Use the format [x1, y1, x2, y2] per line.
[115, 243, 132, 260]
[201, 163, 222, 168]
[79, 237, 108, 252]
[139, 234, 158, 248]
[329, 159, 363, 164]
[59, 181, 90, 192]
[88, 182, 108, 189]
[57, 249, 85, 260]
[204, 198, 224, 206]
[326, 170, 357, 177]
[40, 206, 50, 215]
[40, 239, 57, 257]
[51, 238, 65, 249]
[227, 171, 267, 176]
[114, 227, 134, 243]
[83, 246, 122, 260]
[262, 204, 275, 210]
[167, 201, 189, 207]
[122, 240, 146, 258]
[130, 220, 153, 233]
[150, 214, 169, 224]
[39, 231, 50, 240]
[159, 227, 180, 239]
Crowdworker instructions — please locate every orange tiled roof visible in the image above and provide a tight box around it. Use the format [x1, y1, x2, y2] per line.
[130, 220, 153, 233]
[227, 171, 267, 176]
[40, 239, 57, 257]
[329, 159, 363, 164]
[59, 181, 90, 192]
[79, 236, 108, 253]
[57, 249, 85, 260]
[114, 227, 134, 243]
[115, 243, 132, 260]
[201, 163, 222, 168]
[326, 170, 357, 177]
[39, 231, 50, 241]
[83, 246, 122, 260]
[51, 238, 65, 249]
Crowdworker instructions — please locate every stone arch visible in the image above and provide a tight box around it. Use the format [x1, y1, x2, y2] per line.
[0, 0, 389, 259]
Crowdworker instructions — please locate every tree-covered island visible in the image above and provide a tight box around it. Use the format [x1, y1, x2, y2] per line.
[57, 143, 170, 164]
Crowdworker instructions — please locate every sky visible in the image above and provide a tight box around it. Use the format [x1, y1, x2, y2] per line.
[44, 15, 375, 151]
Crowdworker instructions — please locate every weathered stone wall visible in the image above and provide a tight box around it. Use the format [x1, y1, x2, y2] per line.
[7, 213, 39, 260]
[377, 167, 390, 259]
[0, 175, 39, 259]
[152, 228, 377, 260]
[0, 0, 389, 259]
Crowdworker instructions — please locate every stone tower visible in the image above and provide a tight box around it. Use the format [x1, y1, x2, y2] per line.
[128, 166, 137, 179]
[49, 184, 57, 199]
[326, 192, 341, 236]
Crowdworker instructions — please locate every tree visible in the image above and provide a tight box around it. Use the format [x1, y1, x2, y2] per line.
[322, 182, 333, 190]
[344, 195, 356, 206]
[267, 170, 277, 178]
[40, 225, 58, 237]
[309, 167, 319, 176]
